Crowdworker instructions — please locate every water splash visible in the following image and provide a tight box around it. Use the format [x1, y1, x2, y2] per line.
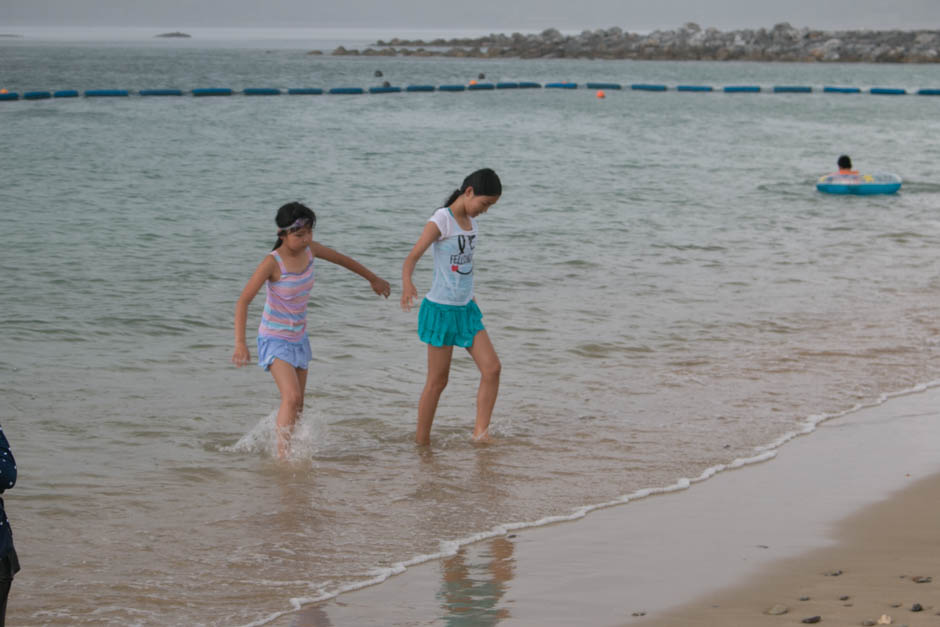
[222, 409, 327, 462]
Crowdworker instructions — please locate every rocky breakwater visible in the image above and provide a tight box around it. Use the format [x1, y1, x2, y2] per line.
[331, 22, 940, 62]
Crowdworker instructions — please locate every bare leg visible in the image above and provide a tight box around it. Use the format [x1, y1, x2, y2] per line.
[416, 344, 454, 445]
[296, 366, 309, 414]
[466, 330, 500, 441]
[269, 359, 305, 459]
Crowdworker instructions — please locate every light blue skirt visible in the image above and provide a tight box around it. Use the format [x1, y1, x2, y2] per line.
[417, 298, 485, 348]
[257, 334, 312, 371]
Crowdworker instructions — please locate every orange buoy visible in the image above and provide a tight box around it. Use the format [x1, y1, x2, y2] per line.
[469, 79, 478, 86]
[596, 90, 605, 99]
[0, 89, 7, 94]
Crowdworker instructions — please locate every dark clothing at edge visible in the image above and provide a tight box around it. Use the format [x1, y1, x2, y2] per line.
[0, 425, 15, 559]
[0, 424, 18, 627]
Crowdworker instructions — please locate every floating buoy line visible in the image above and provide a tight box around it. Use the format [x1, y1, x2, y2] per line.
[1, 82, 938, 101]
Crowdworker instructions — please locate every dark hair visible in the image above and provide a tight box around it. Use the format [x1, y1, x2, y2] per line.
[272, 202, 316, 250]
[443, 168, 502, 207]
[837, 155, 852, 170]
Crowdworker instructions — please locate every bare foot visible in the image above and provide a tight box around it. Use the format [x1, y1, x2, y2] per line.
[471, 429, 492, 443]
[275, 425, 293, 460]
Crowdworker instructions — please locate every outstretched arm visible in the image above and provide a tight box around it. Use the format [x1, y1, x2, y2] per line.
[401, 222, 441, 311]
[232, 256, 276, 367]
[311, 242, 391, 298]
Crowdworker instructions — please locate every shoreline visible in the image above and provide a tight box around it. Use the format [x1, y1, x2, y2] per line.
[270, 384, 940, 626]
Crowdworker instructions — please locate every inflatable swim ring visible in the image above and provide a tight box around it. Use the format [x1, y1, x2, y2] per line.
[816, 172, 901, 195]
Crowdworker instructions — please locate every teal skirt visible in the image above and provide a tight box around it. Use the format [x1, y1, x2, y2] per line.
[417, 298, 485, 347]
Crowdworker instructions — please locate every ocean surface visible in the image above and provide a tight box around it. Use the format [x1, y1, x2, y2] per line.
[2, 30, 940, 626]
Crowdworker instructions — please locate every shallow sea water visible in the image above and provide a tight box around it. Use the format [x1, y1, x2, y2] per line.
[2, 36, 940, 625]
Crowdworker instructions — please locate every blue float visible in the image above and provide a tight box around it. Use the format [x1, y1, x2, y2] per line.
[288, 88, 323, 95]
[468, 82, 495, 90]
[918, 88, 940, 95]
[545, 82, 577, 89]
[632, 83, 667, 91]
[439, 84, 466, 92]
[369, 86, 402, 93]
[329, 87, 364, 95]
[518, 82, 542, 89]
[24, 91, 52, 100]
[724, 85, 761, 93]
[496, 82, 519, 89]
[870, 87, 906, 95]
[677, 85, 713, 92]
[0, 92, 19, 101]
[193, 88, 233, 97]
[85, 89, 129, 97]
[824, 86, 861, 93]
[774, 86, 812, 93]
[54, 90, 79, 98]
[244, 88, 281, 96]
[405, 85, 435, 92]
[816, 173, 902, 195]
[586, 82, 622, 90]
[139, 89, 183, 96]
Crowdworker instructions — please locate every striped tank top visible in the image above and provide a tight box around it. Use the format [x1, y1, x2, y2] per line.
[258, 248, 316, 342]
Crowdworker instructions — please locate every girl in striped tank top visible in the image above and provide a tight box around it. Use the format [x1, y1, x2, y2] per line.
[233, 202, 391, 459]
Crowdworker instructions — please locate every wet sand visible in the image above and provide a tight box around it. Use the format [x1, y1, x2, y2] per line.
[276, 386, 940, 626]
[647, 469, 940, 626]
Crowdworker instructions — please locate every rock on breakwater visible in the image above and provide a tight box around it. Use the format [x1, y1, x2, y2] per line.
[331, 22, 940, 62]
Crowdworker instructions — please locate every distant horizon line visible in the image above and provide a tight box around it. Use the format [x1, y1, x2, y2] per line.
[2, 23, 934, 45]
[4, 22, 926, 34]
[5, 26, 560, 35]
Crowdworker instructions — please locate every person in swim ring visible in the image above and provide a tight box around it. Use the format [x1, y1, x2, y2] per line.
[837, 155, 859, 175]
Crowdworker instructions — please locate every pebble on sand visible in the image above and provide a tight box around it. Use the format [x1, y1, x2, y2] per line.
[765, 604, 788, 615]
[801, 616, 821, 624]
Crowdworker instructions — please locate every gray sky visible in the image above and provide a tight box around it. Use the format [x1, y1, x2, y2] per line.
[2, 0, 938, 32]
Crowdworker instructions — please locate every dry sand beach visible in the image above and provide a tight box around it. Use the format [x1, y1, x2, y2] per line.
[649, 471, 940, 627]
[280, 386, 940, 626]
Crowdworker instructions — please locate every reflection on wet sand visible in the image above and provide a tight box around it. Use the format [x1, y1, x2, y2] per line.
[438, 537, 515, 625]
[278, 447, 516, 626]
[290, 603, 332, 627]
